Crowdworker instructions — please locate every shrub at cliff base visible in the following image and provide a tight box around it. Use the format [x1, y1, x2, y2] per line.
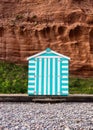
[0, 61, 27, 94]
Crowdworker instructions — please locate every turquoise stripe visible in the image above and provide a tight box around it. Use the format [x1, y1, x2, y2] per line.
[62, 94, 68, 96]
[62, 58, 69, 60]
[62, 68, 68, 74]
[28, 88, 34, 90]
[61, 73, 68, 76]
[62, 68, 68, 70]
[62, 78, 68, 80]
[29, 73, 35, 76]
[36, 58, 39, 95]
[61, 72, 68, 75]
[50, 58, 52, 95]
[40, 52, 58, 57]
[62, 88, 68, 91]
[28, 78, 34, 80]
[28, 93, 34, 95]
[28, 83, 35, 85]
[60, 58, 68, 61]
[41, 58, 44, 95]
[28, 73, 35, 76]
[29, 58, 35, 61]
[62, 83, 68, 86]
[62, 63, 68, 66]
[46, 59, 48, 95]
[55, 58, 58, 95]
[29, 63, 35, 66]
[29, 68, 35, 70]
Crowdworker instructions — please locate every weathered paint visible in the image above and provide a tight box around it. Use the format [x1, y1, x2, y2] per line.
[27, 48, 70, 96]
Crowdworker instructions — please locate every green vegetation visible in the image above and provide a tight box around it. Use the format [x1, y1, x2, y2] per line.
[0, 61, 93, 94]
[69, 77, 93, 94]
[16, 14, 24, 20]
[31, 14, 37, 19]
[0, 61, 28, 94]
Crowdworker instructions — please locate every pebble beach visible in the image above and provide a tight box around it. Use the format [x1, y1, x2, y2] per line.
[0, 102, 93, 130]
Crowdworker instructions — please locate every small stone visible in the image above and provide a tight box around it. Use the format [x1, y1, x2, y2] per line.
[15, 126, 19, 129]
[64, 126, 70, 130]
[3, 128, 9, 130]
[76, 120, 80, 123]
[31, 120, 35, 123]
[0, 126, 4, 130]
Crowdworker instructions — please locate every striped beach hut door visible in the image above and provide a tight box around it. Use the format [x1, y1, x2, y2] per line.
[35, 57, 61, 95]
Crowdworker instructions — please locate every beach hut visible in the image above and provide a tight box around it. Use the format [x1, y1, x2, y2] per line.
[27, 48, 70, 96]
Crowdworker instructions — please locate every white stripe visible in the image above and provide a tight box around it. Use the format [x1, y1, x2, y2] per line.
[62, 66, 68, 68]
[29, 80, 35, 83]
[62, 76, 68, 78]
[28, 86, 35, 88]
[44, 59, 46, 95]
[48, 59, 50, 95]
[36, 56, 61, 58]
[29, 70, 35, 73]
[28, 90, 34, 93]
[62, 80, 68, 83]
[62, 70, 68, 73]
[29, 75, 34, 78]
[29, 65, 35, 68]
[62, 60, 68, 63]
[39, 58, 42, 95]
[29, 60, 35, 63]
[52, 58, 55, 95]
[62, 91, 68, 94]
[62, 86, 68, 88]
[58, 58, 60, 95]
[51, 50, 70, 60]
[34, 58, 37, 94]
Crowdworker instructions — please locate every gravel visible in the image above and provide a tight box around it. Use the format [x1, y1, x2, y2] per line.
[0, 102, 93, 130]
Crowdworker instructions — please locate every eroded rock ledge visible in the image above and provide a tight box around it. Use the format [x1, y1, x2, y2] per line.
[0, 0, 93, 77]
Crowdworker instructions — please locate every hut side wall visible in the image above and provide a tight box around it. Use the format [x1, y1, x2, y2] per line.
[61, 59, 69, 95]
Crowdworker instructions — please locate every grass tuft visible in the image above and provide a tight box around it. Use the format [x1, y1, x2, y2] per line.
[69, 77, 93, 94]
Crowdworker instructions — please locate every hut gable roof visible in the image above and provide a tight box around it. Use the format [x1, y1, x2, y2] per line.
[27, 48, 70, 60]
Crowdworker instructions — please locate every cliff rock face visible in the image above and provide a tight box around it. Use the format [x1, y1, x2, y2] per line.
[0, 0, 93, 77]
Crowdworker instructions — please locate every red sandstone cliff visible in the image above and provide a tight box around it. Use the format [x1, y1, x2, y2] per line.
[0, 0, 93, 77]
